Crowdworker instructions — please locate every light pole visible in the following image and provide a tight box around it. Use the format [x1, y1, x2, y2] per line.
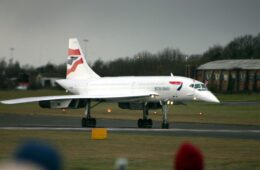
[83, 39, 88, 55]
[10, 47, 15, 59]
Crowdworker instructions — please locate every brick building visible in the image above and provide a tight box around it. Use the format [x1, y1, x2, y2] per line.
[196, 59, 260, 93]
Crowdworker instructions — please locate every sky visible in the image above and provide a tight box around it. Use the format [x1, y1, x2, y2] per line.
[0, 0, 259, 67]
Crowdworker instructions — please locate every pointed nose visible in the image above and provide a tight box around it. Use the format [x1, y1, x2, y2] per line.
[195, 91, 220, 103]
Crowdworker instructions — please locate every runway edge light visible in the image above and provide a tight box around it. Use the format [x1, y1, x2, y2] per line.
[91, 128, 108, 140]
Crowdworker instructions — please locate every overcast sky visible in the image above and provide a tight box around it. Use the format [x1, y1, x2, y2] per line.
[0, 0, 259, 66]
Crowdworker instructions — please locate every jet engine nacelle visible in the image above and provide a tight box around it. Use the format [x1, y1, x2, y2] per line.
[39, 99, 87, 109]
[118, 102, 161, 110]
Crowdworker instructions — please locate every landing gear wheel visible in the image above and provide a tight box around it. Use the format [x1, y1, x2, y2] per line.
[161, 122, 169, 129]
[81, 118, 96, 127]
[145, 119, 152, 128]
[137, 119, 153, 128]
[91, 118, 96, 127]
[81, 118, 87, 127]
[148, 119, 153, 127]
[138, 119, 143, 128]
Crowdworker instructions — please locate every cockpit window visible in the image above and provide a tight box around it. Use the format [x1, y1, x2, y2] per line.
[194, 84, 201, 89]
[201, 84, 207, 89]
[189, 83, 207, 91]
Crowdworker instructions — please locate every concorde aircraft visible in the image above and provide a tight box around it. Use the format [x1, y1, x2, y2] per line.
[1, 38, 220, 129]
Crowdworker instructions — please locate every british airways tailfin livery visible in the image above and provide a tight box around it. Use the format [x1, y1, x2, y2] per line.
[66, 39, 99, 80]
[1, 38, 220, 129]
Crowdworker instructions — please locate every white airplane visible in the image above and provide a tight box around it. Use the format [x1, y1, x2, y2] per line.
[1, 38, 220, 129]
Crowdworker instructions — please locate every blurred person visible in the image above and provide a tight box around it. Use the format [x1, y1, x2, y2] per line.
[115, 157, 128, 170]
[174, 142, 204, 170]
[14, 140, 62, 170]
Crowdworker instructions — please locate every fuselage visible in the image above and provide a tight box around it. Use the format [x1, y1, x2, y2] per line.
[57, 76, 219, 103]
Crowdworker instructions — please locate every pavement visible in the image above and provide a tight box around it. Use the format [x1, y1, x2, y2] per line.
[0, 113, 259, 140]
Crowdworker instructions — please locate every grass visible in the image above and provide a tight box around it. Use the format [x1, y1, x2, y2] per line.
[0, 90, 260, 126]
[216, 93, 260, 102]
[0, 130, 259, 170]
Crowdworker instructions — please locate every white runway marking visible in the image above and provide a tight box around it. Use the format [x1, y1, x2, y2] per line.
[0, 127, 259, 134]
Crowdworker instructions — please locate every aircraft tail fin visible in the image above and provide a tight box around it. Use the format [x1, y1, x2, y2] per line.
[66, 38, 100, 80]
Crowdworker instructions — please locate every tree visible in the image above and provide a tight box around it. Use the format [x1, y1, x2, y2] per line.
[200, 45, 223, 63]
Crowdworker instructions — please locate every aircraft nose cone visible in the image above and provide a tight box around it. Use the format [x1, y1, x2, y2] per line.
[195, 91, 220, 103]
[207, 93, 220, 103]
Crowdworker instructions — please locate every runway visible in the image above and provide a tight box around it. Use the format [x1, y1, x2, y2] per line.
[0, 113, 259, 140]
[1, 126, 259, 133]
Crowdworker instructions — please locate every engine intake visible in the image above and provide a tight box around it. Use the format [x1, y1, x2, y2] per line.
[39, 99, 87, 109]
[118, 102, 161, 110]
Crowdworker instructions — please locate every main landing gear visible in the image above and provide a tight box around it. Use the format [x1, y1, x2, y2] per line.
[137, 103, 153, 128]
[137, 101, 170, 129]
[81, 100, 96, 127]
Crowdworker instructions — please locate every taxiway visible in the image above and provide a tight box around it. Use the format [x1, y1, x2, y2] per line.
[0, 113, 259, 140]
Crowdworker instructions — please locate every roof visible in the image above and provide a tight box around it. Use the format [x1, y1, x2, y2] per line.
[197, 59, 260, 70]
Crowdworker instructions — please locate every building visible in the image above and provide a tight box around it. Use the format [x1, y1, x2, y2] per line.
[39, 77, 61, 88]
[196, 59, 260, 93]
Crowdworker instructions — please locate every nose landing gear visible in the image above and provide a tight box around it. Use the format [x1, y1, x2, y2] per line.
[161, 101, 169, 129]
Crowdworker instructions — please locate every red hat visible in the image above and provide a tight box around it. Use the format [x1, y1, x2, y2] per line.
[174, 142, 204, 170]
